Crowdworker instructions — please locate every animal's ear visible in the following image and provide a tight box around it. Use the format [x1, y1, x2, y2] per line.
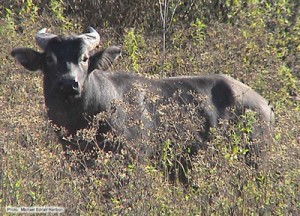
[11, 47, 43, 71]
[89, 46, 122, 72]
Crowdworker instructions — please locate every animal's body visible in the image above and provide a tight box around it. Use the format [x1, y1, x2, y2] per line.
[12, 28, 274, 168]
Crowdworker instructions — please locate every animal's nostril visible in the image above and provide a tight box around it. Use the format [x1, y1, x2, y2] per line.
[59, 79, 80, 94]
[58, 80, 64, 90]
[61, 79, 76, 87]
[72, 81, 79, 90]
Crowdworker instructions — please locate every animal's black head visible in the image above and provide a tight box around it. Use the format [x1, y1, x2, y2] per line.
[11, 27, 121, 100]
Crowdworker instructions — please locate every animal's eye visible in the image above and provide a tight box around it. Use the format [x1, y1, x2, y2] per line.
[81, 55, 89, 64]
[46, 55, 54, 65]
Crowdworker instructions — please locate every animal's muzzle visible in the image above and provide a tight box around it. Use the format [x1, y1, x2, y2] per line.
[59, 78, 80, 95]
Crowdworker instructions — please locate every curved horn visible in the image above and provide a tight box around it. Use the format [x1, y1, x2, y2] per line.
[78, 27, 100, 51]
[35, 28, 57, 50]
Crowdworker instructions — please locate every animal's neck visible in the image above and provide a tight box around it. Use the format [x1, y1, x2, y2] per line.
[82, 72, 119, 115]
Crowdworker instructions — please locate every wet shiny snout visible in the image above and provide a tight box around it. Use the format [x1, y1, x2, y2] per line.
[59, 78, 80, 95]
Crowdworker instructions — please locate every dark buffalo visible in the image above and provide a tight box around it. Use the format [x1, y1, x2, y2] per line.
[11, 28, 274, 168]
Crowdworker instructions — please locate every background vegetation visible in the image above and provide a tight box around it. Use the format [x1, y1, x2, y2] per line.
[1, 0, 299, 215]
